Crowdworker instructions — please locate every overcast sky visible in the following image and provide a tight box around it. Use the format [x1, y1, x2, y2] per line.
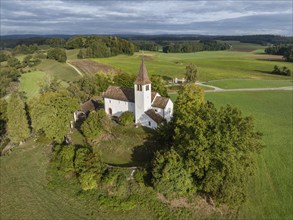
[1, 0, 292, 36]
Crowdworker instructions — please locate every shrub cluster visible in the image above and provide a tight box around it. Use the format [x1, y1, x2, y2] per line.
[118, 111, 134, 126]
[272, 65, 291, 76]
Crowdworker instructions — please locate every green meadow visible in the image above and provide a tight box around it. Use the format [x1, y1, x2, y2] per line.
[93, 50, 292, 81]
[37, 59, 81, 82]
[1, 45, 293, 219]
[19, 71, 46, 99]
[204, 79, 293, 89]
[170, 90, 293, 219]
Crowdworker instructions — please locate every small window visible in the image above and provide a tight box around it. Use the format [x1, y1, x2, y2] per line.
[146, 85, 149, 91]
[137, 85, 142, 91]
[148, 121, 151, 126]
[109, 100, 111, 103]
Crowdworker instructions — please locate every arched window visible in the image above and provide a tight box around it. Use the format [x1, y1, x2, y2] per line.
[108, 108, 112, 115]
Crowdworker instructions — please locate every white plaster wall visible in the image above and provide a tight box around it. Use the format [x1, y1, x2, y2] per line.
[163, 100, 173, 122]
[104, 98, 135, 117]
[137, 113, 158, 129]
[152, 107, 164, 118]
[134, 84, 152, 123]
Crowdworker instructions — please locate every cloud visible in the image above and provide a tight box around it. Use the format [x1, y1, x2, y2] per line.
[1, 0, 292, 35]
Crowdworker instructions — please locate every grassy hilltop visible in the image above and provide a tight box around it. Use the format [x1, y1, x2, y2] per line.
[1, 42, 293, 219]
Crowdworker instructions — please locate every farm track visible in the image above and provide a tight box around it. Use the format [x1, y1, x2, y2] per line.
[204, 86, 293, 93]
[66, 61, 83, 76]
[196, 82, 293, 93]
[169, 82, 293, 94]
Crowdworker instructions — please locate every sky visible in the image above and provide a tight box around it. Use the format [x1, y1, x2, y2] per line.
[0, 0, 292, 36]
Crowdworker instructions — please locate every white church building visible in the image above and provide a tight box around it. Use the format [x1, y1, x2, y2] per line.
[103, 58, 173, 128]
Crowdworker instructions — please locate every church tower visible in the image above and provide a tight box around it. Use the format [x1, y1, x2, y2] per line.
[134, 57, 152, 123]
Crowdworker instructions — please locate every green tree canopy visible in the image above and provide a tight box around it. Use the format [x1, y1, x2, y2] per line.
[29, 91, 79, 142]
[7, 93, 30, 143]
[81, 109, 110, 139]
[68, 74, 112, 102]
[150, 75, 168, 97]
[152, 148, 195, 197]
[47, 48, 67, 63]
[0, 99, 8, 137]
[118, 111, 134, 126]
[113, 72, 136, 88]
[152, 84, 263, 208]
[52, 144, 105, 190]
[7, 57, 22, 68]
[185, 63, 198, 83]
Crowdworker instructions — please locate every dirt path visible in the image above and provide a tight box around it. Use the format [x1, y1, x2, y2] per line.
[66, 61, 83, 76]
[204, 86, 293, 93]
[169, 82, 293, 94]
[196, 82, 223, 91]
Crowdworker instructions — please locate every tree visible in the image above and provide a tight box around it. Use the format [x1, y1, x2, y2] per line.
[22, 55, 41, 67]
[69, 74, 112, 102]
[51, 144, 105, 190]
[118, 111, 134, 126]
[152, 148, 195, 197]
[47, 48, 67, 63]
[0, 67, 20, 98]
[0, 99, 8, 137]
[150, 75, 168, 97]
[39, 75, 62, 94]
[113, 72, 136, 88]
[75, 147, 105, 190]
[81, 109, 110, 139]
[7, 57, 22, 68]
[283, 46, 293, 62]
[272, 65, 291, 76]
[0, 51, 10, 62]
[7, 93, 30, 143]
[185, 63, 198, 83]
[29, 91, 79, 142]
[151, 84, 263, 207]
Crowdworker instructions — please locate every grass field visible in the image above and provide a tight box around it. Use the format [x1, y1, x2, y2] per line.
[90, 50, 292, 81]
[66, 49, 80, 60]
[37, 59, 81, 82]
[1, 44, 293, 219]
[204, 79, 293, 89]
[205, 91, 293, 220]
[169, 90, 293, 219]
[0, 140, 157, 220]
[19, 71, 46, 99]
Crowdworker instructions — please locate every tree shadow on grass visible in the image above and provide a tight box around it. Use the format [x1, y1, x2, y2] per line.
[254, 69, 282, 76]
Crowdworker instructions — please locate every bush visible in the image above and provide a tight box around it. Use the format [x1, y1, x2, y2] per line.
[118, 111, 134, 126]
[272, 65, 291, 76]
[47, 48, 67, 63]
[81, 109, 110, 139]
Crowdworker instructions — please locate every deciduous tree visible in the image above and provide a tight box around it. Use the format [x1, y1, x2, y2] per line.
[7, 93, 30, 143]
[150, 75, 168, 97]
[81, 109, 110, 139]
[151, 84, 263, 207]
[30, 91, 79, 142]
[185, 63, 198, 83]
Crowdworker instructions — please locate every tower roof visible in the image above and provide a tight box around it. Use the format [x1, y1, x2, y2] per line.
[135, 56, 151, 85]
